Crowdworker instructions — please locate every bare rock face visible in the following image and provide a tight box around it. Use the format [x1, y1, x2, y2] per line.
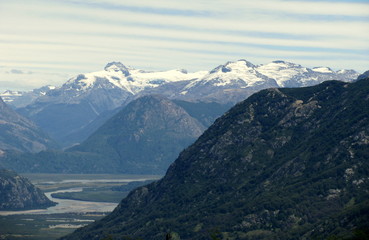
[0, 97, 57, 153]
[0, 169, 56, 210]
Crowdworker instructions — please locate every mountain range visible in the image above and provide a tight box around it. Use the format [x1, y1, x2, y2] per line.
[68, 95, 208, 173]
[0, 96, 56, 153]
[0, 96, 230, 174]
[8, 60, 358, 147]
[62, 77, 369, 240]
[0, 85, 56, 108]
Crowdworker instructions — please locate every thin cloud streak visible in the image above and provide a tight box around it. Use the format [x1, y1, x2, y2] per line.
[7, 2, 368, 39]
[0, 0, 368, 90]
[64, 0, 369, 17]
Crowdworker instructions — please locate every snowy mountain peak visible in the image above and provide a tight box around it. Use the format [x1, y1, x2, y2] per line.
[0, 90, 23, 104]
[178, 69, 188, 74]
[189, 59, 275, 91]
[272, 60, 286, 64]
[210, 59, 255, 74]
[269, 60, 302, 68]
[312, 67, 334, 73]
[1, 90, 23, 96]
[235, 59, 255, 68]
[337, 69, 357, 74]
[104, 62, 131, 76]
[18, 60, 359, 110]
[223, 59, 255, 69]
[257, 61, 359, 88]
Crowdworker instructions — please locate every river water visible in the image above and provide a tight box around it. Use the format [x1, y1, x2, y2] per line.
[0, 175, 160, 216]
[0, 187, 119, 216]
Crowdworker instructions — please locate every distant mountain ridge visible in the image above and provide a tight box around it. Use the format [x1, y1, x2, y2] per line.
[15, 62, 207, 146]
[0, 85, 56, 108]
[0, 96, 230, 174]
[62, 78, 369, 240]
[0, 97, 57, 153]
[5, 60, 358, 106]
[68, 95, 208, 173]
[14, 60, 359, 147]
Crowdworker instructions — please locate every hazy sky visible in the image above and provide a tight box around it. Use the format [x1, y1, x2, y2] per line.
[0, 0, 368, 91]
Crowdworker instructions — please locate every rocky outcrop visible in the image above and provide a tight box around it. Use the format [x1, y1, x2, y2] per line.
[0, 169, 55, 210]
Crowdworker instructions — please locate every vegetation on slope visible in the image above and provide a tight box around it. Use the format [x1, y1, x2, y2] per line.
[62, 79, 369, 240]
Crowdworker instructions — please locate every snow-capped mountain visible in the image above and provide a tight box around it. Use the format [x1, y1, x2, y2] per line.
[17, 62, 207, 146]
[16, 60, 359, 147]
[63, 61, 206, 96]
[257, 60, 359, 87]
[144, 59, 359, 103]
[1, 86, 56, 108]
[185, 60, 276, 89]
[0, 90, 23, 103]
[173, 60, 279, 103]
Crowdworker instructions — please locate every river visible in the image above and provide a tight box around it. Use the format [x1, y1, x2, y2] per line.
[0, 175, 161, 216]
[0, 187, 119, 216]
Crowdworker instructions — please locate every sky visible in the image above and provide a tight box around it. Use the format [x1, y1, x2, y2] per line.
[0, 0, 368, 91]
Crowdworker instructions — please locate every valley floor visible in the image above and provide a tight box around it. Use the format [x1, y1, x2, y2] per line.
[0, 173, 161, 240]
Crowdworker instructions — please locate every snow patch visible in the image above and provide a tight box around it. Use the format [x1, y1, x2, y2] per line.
[312, 67, 334, 73]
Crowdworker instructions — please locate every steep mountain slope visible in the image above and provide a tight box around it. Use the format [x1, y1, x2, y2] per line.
[0, 97, 56, 153]
[0, 169, 55, 210]
[0, 96, 228, 174]
[69, 95, 206, 173]
[63, 78, 369, 240]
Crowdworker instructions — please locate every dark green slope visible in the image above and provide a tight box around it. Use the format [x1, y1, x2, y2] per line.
[62, 79, 369, 240]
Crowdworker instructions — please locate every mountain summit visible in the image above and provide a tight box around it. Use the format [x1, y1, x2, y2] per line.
[63, 78, 369, 239]
[104, 62, 131, 76]
[16, 60, 359, 147]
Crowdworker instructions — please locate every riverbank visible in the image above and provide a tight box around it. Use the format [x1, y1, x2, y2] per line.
[0, 174, 161, 239]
